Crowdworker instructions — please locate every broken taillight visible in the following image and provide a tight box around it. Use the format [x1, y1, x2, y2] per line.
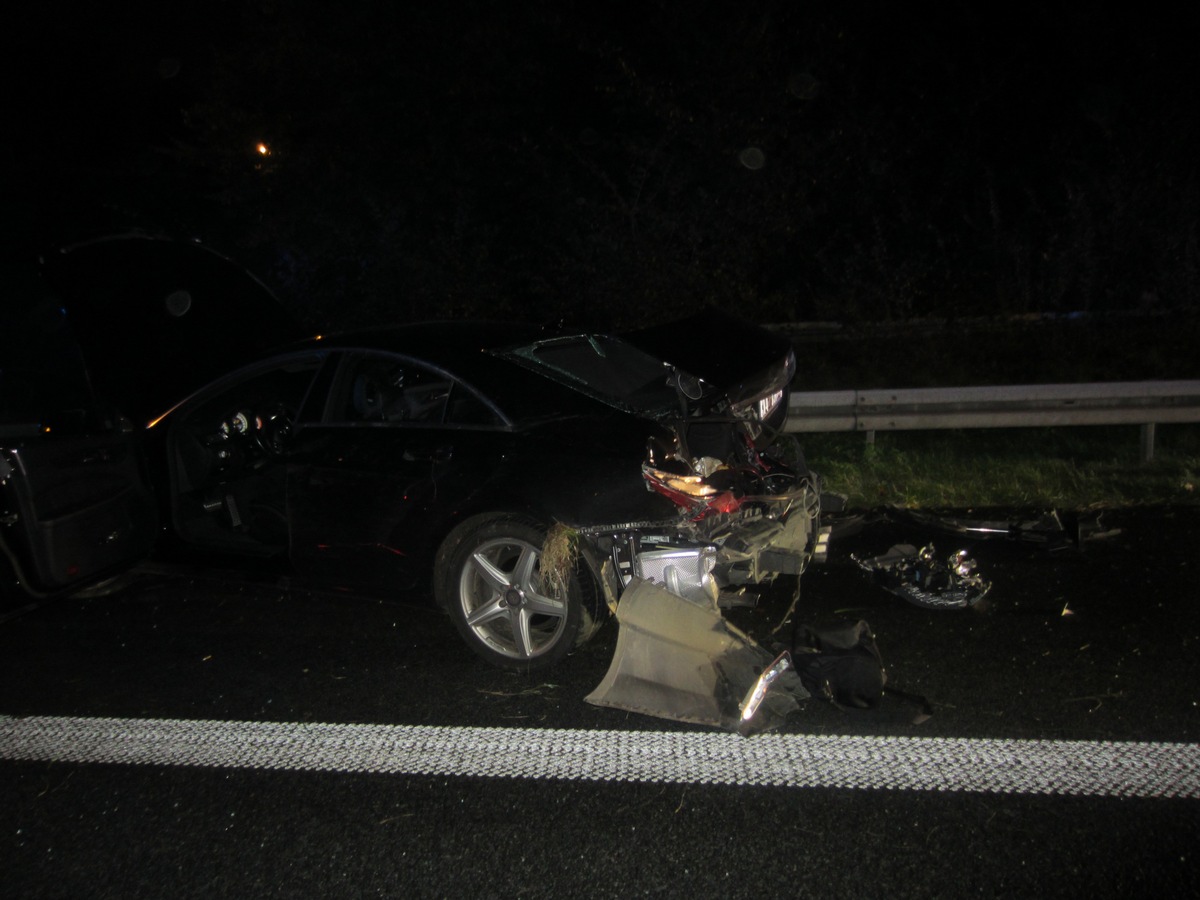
[642, 463, 745, 518]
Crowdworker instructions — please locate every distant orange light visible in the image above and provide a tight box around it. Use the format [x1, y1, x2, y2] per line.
[256, 142, 271, 156]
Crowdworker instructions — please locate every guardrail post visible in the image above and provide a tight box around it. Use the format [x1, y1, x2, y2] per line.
[1140, 423, 1156, 463]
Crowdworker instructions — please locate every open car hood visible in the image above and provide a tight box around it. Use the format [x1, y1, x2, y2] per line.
[39, 234, 307, 424]
[619, 309, 795, 405]
[493, 309, 796, 421]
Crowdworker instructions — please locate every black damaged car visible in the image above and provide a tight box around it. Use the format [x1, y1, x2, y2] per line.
[2, 235, 819, 669]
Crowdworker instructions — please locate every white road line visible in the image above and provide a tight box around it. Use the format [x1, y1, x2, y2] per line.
[2, 714, 1198, 798]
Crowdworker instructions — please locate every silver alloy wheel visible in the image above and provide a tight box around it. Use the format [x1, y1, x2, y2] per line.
[455, 536, 568, 661]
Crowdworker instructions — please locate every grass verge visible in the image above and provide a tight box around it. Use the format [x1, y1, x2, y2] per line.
[796, 424, 1200, 509]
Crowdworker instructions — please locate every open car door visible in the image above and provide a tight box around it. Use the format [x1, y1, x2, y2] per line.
[1, 252, 157, 601]
[4, 233, 304, 602]
[2, 426, 156, 598]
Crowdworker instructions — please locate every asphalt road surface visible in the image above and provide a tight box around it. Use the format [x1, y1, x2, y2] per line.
[3, 507, 1198, 898]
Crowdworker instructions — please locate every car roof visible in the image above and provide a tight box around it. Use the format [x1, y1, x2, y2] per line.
[296, 320, 545, 361]
[285, 321, 610, 423]
[287, 321, 553, 388]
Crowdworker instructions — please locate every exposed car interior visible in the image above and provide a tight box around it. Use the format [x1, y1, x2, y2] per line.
[165, 350, 504, 556]
[168, 357, 323, 555]
[335, 353, 501, 428]
[345, 357, 451, 424]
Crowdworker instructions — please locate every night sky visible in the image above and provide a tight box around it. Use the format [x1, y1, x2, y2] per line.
[8, 2, 1198, 329]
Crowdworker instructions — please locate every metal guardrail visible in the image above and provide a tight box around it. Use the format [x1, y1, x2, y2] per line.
[785, 380, 1200, 461]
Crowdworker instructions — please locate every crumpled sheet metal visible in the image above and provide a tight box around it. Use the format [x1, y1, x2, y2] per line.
[585, 578, 807, 734]
[853, 543, 991, 610]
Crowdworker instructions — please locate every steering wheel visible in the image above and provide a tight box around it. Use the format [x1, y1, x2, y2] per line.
[255, 405, 294, 456]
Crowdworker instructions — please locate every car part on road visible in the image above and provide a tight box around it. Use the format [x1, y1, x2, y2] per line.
[852, 543, 991, 610]
[821, 505, 1115, 553]
[790, 620, 887, 708]
[738, 650, 795, 729]
[585, 577, 808, 734]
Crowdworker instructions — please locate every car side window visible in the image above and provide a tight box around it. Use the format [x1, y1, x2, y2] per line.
[339, 355, 450, 424]
[333, 353, 502, 427]
[184, 355, 324, 435]
[442, 385, 502, 426]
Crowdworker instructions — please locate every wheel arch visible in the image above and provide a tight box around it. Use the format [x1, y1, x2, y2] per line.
[433, 511, 607, 669]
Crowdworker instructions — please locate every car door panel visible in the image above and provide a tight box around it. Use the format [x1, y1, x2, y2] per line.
[2, 432, 156, 592]
[286, 426, 442, 588]
[287, 349, 516, 589]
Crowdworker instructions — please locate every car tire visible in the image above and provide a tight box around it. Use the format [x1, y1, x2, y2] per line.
[435, 514, 604, 670]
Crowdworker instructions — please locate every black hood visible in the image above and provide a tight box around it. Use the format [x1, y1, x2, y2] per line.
[620, 308, 795, 403]
[492, 309, 796, 423]
[39, 234, 307, 423]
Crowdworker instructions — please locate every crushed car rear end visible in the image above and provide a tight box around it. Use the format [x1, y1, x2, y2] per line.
[493, 309, 820, 615]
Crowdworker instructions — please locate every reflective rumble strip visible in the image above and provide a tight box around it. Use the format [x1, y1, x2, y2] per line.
[2, 715, 1198, 799]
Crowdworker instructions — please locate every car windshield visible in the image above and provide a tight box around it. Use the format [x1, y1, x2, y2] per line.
[500, 335, 678, 414]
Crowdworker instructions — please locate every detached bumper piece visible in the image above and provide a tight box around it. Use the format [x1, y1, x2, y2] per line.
[585, 578, 808, 735]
